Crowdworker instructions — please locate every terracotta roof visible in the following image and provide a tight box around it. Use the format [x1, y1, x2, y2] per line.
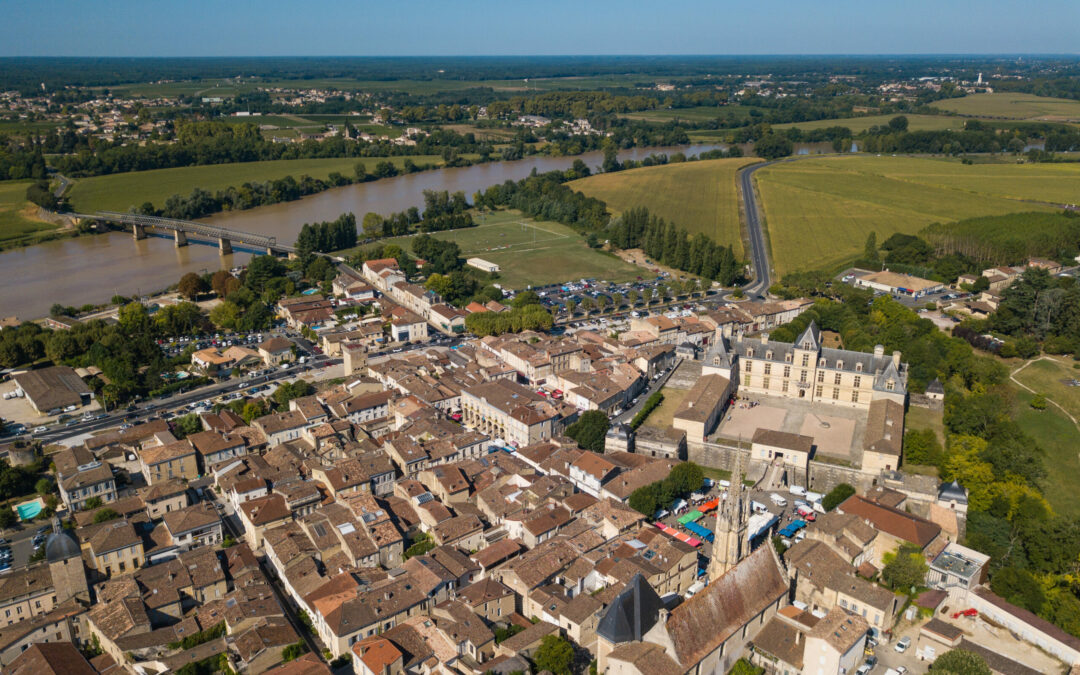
[751, 617, 805, 669]
[240, 493, 291, 526]
[263, 652, 331, 675]
[807, 606, 868, 653]
[139, 439, 194, 466]
[838, 494, 941, 549]
[752, 428, 813, 453]
[8, 642, 97, 675]
[606, 642, 682, 675]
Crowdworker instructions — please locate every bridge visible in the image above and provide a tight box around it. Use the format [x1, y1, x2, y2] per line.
[69, 211, 298, 256]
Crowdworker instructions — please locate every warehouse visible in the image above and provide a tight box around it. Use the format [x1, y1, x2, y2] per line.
[13, 365, 93, 415]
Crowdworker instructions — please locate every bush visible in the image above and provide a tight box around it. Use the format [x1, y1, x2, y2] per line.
[403, 531, 435, 560]
[1030, 393, 1048, 410]
[630, 392, 664, 430]
[929, 649, 992, 674]
[822, 483, 855, 511]
[565, 410, 610, 453]
[532, 634, 574, 675]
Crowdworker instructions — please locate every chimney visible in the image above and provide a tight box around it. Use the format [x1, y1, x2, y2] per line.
[795, 630, 802, 645]
[761, 332, 769, 345]
[892, 351, 901, 368]
[873, 345, 884, 358]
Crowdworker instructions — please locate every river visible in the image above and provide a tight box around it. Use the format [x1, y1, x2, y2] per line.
[0, 144, 725, 319]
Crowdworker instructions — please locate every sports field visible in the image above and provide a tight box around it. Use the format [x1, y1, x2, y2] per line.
[772, 114, 962, 133]
[568, 157, 761, 257]
[930, 92, 1080, 121]
[350, 210, 649, 289]
[67, 155, 452, 213]
[755, 156, 1065, 275]
[0, 181, 60, 247]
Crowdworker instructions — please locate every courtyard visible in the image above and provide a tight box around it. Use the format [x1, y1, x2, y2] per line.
[714, 393, 870, 464]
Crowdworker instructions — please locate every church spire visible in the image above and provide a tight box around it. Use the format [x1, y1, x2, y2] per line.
[709, 450, 750, 581]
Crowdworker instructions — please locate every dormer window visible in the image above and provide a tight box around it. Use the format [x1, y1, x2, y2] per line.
[713, 357, 721, 366]
[886, 380, 895, 391]
[855, 363, 863, 372]
[785, 354, 792, 363]
[836, 360, 844, 369]
[803, 342, 811, 350]
[766, 350, 773, 360]
[747, 348, 754, 358]
[819, 358, 826, 367]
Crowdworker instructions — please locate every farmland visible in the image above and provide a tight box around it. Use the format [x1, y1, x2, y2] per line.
[66, 155, 452, 213]
[0, 181, 61, 248]
[621, 105, 754, 124]
[349, 210, 648, 289]
[568, 157, 761, 257]
[772, 114, 963, 133]
[930, 92, 1080, 121]
[754, 156, 1064, 275]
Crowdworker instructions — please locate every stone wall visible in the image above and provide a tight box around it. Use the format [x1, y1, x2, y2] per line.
[690, 440, 877, 494]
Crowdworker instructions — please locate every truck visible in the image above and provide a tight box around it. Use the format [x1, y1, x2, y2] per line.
[769, 493, 787, 507]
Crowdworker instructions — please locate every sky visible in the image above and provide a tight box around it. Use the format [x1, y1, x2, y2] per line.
[2, 0, 1077, 57]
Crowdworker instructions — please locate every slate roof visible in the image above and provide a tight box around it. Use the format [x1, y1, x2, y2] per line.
[596, 573, 665, 643]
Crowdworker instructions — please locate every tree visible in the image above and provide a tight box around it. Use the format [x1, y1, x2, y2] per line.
[888, 115, 910, 133]
[566, 410, 610, 453]
[171, 413, 202, 440]
[84, 496, 103, 510]
[755, 133, 794, 160]
[863, 232, 879, 264]
[532, 634, 574, 675]
[882, 543, 929, 592]
[35, 477, 53, 496]
[178, 272, 207, 300]
[728, 659, 765, 675]
[281, 641, 308, 663]
[93, 508, 121, 524]
[0, 508, 16, 530]
[822, 483, 855, 511]
[929, 649, 991, 675]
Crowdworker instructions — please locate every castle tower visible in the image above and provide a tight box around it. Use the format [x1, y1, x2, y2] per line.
[709, 450, 750, 580]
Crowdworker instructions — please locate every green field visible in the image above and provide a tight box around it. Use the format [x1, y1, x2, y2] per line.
[755, 156, 1065, 275]
[67, 156, 453, 213]
[772, 114, 963, 133]
[568, 157, 761, 257]
[0, 181, 62, 247]
[642, 386, 690, 430]
[930, 92, 1080, 121]
[621, 105, 754, 124]
[349, 210, 649, 289]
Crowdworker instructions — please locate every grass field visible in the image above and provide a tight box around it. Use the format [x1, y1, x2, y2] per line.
[0, 181, 61, 247]
[621, 105, 755, 124]
[905, 405, 945, 446]
[348, 210, 648, 289]
[930, 92, 1080, 121]
[642, 386, 690, 430]
[772, 114, 963, 133]
[67, 156, 453, 213]
[568, 157, 761, 257]
[755, 156, 1066, 275]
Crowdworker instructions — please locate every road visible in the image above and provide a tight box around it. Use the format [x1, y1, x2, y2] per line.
[738, 161, 775, 299]
[611, 358, 682, 425]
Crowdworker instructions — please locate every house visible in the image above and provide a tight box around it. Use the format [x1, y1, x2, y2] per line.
[52, 445, 116, 511]
[461, 379, 560, 448]
[162, 503, 223, 550]
[7, 641, 97, 675]
[861, 399, 905, 474]
[87, 520, 144, 576]
[239, 493, 292, 550]
[13, 366, 93, 415]
[140, 480, 189, 519]
[429, 304, 468, 335]
[139, 439, 199, 485]
[751, 429, 812, 487]
[258, 337, 294, 365]
[187, 430, 247, 470]
[459, 578, 516, 623]
[837, 494, 944, 565]
[389, 310, 428, 343]
[253, 410, 309, 446]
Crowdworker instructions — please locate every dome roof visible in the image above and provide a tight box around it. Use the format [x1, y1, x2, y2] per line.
[45, 528, 81, 562]
[937, 480, 968, 504]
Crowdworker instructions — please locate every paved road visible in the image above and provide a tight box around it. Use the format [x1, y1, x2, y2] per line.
[611, 358, 683, 425]
[738, 161, 775, 299]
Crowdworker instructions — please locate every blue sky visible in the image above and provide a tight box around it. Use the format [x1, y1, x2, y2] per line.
[3, 0, 1077, 56]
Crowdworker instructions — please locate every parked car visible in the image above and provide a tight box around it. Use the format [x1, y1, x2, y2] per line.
[894, 636, 911, 653]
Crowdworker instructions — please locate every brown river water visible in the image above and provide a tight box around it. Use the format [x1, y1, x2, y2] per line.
[0, 145, 725, 319]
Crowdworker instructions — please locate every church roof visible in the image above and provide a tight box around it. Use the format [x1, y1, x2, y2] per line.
[596, 573, 665, 644]
[45, 527, 80, 563]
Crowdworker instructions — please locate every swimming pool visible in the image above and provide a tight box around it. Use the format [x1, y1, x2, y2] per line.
[15, 500, 42, 521]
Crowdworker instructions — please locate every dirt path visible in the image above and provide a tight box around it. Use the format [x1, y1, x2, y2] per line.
[1010, 356, 1080, 431]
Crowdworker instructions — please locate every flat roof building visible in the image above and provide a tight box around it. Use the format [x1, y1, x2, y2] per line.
[13, 366, 92, 414]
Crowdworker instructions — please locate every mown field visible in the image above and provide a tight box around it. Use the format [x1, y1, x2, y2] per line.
[930, 92, 1080, 121]
[568, 157, 761, 257]
[0, 181, 60, 247]
[772, 114, 962, 133]
[347, 210, 648, 289]
[1007, 361, 1080, 518]
[66, 155, 453, 213]
[754, 156, 1066, 275]
[642, 386, 690, 430]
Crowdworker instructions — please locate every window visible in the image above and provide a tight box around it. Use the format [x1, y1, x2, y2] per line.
[801, 354, 809, 367]
[834, 373, 842, 385]
[762, 377, 770, 389]
[815, 385, 823, 398]
[832, 388, 840, 400]
[836, 360, 844, 369]
[782, 381, 789, 392]
[747, 348, 754, 358]
[853, 375, 861, 388]
[765, 350, 773, 360]
[840, 598, 847, 608]
[886, 380, 895, 391]
[744, 376, 752, 388]
[816, 371, 824, 383]
[764, 363, 771, 375]
[783, 365, 791, 378]
[856, 362, 863, 372]
[785, 353, 792, 363]
[852, 391, 860, 403]
[800, 370, 808, 383]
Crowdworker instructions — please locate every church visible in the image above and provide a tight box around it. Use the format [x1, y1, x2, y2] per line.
[596, 454, 789, 675]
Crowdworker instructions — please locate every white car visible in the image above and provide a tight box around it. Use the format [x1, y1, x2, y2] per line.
[894, 636, 911, 653]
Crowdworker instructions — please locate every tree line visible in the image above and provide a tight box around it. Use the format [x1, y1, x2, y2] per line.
[609, 206, 742, 285]
[295, 213, 357, 254]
